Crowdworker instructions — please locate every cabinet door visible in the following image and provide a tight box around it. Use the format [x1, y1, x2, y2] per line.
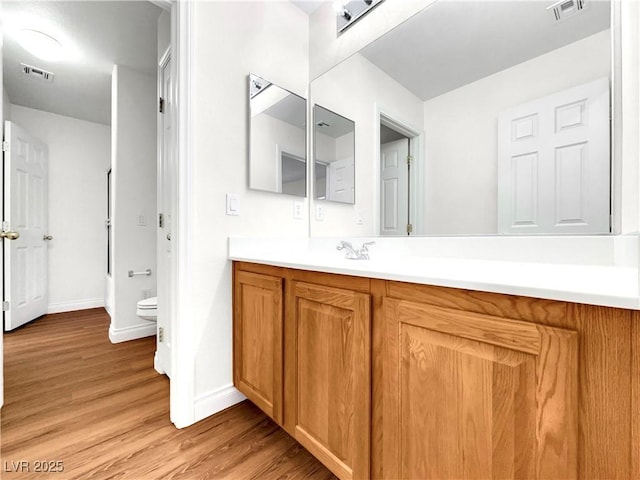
[383, 298, 578, 480]
[233, 270, 283, 423]
[285, 281, 371, 480]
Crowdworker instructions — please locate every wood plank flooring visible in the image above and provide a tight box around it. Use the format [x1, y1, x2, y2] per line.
[0, 308, 336, 479]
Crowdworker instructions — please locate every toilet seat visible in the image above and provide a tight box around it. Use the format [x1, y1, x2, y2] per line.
[137, 296, 158, 321]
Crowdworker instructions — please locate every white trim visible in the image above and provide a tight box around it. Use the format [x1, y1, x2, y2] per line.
[170, 0, 196, 429]
[194, 384, 246, 424]
[47, 298, 104, 314]
[275, 144, 283, 193]
[149, 0, 171, 12]
[108, 322, 156, 343]
[154, 351, 166, 375]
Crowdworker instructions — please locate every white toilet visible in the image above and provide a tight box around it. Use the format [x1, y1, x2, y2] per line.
[136, 296, 158, 322]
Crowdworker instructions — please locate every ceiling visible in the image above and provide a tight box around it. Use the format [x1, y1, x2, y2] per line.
[265, 93, 307, 130]
[315, 105, 354, 138]
[2, 1, 162, 125]
[360, 0, 611, 101]
[291, 1, 326, 15]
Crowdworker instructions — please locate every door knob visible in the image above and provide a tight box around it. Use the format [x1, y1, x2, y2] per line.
[43, 235, 53, 241]
[167, 233, 171, 241]
[0, 231, 19, 240]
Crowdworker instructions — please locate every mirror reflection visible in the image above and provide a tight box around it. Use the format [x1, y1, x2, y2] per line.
[249, 73, 307, 197]
[310, 0, 612, 236]
[314, 105, 355, 204]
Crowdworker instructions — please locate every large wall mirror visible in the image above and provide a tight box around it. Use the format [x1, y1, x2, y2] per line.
[249, 73, 307, 197]
[310, 0, 613, 236]
[314, 105, 355, 204]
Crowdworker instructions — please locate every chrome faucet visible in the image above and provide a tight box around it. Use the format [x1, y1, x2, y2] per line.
[337, 240, 375, 260]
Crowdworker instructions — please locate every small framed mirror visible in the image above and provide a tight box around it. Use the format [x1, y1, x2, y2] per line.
[313, 105, 355, 204]
[249, 73, 307, 197]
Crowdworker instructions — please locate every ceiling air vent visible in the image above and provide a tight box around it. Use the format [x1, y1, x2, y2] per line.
[21, 63, 54, 83]
[547, 0, 586, 22]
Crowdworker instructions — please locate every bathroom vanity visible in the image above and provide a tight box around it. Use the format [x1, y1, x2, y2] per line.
[231, 237, 640, 480]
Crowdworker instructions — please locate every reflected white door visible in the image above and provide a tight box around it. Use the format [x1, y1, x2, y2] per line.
[498, 77, 610, 234]
[380, 139, 409, 236]
[157, 51, 173, 377]
[328, 157, 354, 203]
[4, 121, 49, 331]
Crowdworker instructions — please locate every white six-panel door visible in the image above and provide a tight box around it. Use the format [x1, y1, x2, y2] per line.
[498, 77, 610, 234]
[4, 121, 49, 331]
[328, 157, 354, 203]
[380, 139, 409, 236]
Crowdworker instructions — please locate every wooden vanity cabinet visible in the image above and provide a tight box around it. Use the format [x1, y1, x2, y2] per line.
[233, 262, 638, 480]
[382, 297, 578, 479]
[233, 263, 372, 480]
[284, 280, 371, 480]
[233, 269, 284, 423]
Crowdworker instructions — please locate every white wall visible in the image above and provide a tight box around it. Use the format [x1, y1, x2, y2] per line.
[310, 53, 424, 236]
[250, 113, 305, 192]
[190, 0, 308, 418]
[110, 65, 157, 343]
[422, 30, 611, 234]
[11, 105, 111, 312]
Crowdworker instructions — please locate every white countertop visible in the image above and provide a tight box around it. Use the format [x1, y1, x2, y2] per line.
[228, 237, 640, 310]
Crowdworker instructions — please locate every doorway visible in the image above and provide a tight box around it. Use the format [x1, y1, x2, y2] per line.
[0, 1, 178, 418]
[378, 113, 423, 236]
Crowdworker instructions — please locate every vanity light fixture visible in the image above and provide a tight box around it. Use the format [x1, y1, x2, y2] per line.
[17, 29, 63, 61]
[547, 0, 586, 22]
[336, 0, 385, 34]
[333, 1, 352, 21]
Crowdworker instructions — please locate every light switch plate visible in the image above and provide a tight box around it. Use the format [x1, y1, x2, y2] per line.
[136, 214, 147, 226]
[293, 201, 304, 219]
[315, 204, 325, 221]
[226, 193, 240, 216]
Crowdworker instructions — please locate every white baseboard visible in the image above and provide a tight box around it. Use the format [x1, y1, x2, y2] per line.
[108, 322, 156, 343]
[47, 298, 104, 314]
[194, 384, 246, 424]
[154, 351, 166, 376]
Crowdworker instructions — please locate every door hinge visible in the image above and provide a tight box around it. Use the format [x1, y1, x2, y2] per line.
[407, 155, 413, 166]
[158, 213, 164, 228]
[3, 301, 10, 311]
[159, 97, 165, 114]
[406, 223, 413, 234]
[2, 141, 9, 152]
[158, 326, 164, 342]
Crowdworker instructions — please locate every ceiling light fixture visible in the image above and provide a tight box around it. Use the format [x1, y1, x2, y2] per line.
[17, 29, 64, 61]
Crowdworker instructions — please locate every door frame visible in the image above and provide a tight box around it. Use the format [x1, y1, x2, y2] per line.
[156, 46, 171, 376]
[169, 0, 195, 428]
[374, 108, 424, 235]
